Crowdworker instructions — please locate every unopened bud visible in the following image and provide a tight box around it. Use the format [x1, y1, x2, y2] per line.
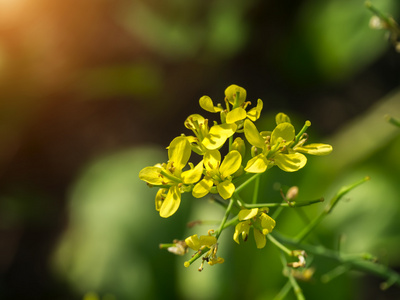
[232, 137, 246, 158]
[286, 186, 299, 201]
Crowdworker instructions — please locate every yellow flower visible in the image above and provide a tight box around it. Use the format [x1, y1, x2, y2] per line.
[184, 114, 237, 152]
[139, 136, 203, 218]
[243, 113, 332, 173]
[233, 208, 276, 249]
[185, 232, 224, 270]
[192, 150, 242, 200]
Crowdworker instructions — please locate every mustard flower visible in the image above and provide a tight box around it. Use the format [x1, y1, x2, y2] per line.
[184, 232, 224, 271]
[233, 208, 276, 249]
[184, 114, 237, 153]
[192, 149, 242, 200]
[244, 115, 332, 173]
[139, 136, 203, 218]
[199, 84, 263, 125]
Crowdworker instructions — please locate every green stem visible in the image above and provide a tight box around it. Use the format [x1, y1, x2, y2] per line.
[273, 280, 292, 300]
[234, 173, 262, 194]
[252, 175, 260, 204]
[216, 198, 235, 239]
[279, 251, 305, 300]
[268, 234, 292, 256]
[295, 176, 369, 243]
[241, 198, 324, 209]
[385, 115, 400, 128]
[295, 121, 311, 144]
[273, 232, 400, 288]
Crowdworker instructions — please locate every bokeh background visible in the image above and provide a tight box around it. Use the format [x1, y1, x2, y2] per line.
[0, 0, 400, 299]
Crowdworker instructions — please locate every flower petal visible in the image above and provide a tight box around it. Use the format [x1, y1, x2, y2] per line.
[244, 119, 265, 149]
[185, 234, 201, 250]
[159, 185, 181, 218]
[238, 208, 259, 220]
[244, 154, 269, 173]
[274, 153, 307, 172]
[199, 96, 223, 113]
[275, 112, 291, 125]
[247, 99, 263, 121]
[220, 150, 242, 179]
[202, 123, 237, 150]
[139, 166, 163, 185]
[192, 178, 213, 198]
[260, 213, 276, 234]
[217, 180, 235, 199]
[181, 160, 204, 184]
[168, 136, 191, 171]
[294, 143, 333, 155]
[199, 235, 217, 247]
[226, 107, 247, 123]
[271, 122, 295, 145]
[225, 84, 246, 106]
[233, 221, 250, 244]
[204, 150, 221, 171]
[253, 229, 266, 249]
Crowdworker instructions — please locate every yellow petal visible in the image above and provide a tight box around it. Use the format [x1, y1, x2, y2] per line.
[294, 143, 333, 155]
[238, 208, 259, 220]
[192, 178, 213, 198]
[184, 114, 205, 130]
[181, 160, 204, 184]
[244, 154, 269, 173]
[199, 95, 223, 113]
[219, 150, 242, 179]
[185, 234, 201, 250]
[159, 185, 181, 218]
[199, 235, 217, 247]
[217, 180, 235, 199]
[260, 213, 276, 234]
[168, 136, 191, 171]
[225, 84, 247, 106]
[155, 188, 167, 211]
[253, 229, 266, 249]
[226, 107, 247, 123]
[275, 112, 291, 125]
[271, 122, 295, 145]
[244, 120, 265, 149]
[204, 150, 221, 171]
[202, 123, 237, 150]
[139, 166, 163, 185]
[247, 99, 263, 121]
[233, 221, 250, 244]
[274, 153, 307, 172]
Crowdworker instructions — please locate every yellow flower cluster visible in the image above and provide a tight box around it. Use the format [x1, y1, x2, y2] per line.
[140, 85, 332, 270]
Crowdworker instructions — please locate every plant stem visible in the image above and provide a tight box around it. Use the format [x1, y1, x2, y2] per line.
[295, 176, 369, 242]
[252, 175, 260, 204]
[235, 173, 262, 193]
[279, 251, 305, 300]
[268, 234, 292, 256]
[216, 198, 234, 239]
[241, 198, 324, 209]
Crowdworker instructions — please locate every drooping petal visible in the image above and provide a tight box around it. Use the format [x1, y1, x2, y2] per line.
[275, 112, 291, 125]
[155, 188, 167, 211]
[192, 178, 213, 198]
[274, 153, 307, 172]
[202, 123, 237, 150]
[226, 107, 247, 123]
[199, 96, 223, 113]
[244, 154, 269, 173]
[219, 150, 242, 179]
[244, 120, 265, 149]
[225, 84, 247, 106]
[238, 208, 259, 221]
[168, 136, 191, 171]
[233, 221, 250, 244]
[271, 122, 295, 145]
[185, 234, 201, 250]
[294, 143, 333, 155]
[247, 99, 263, 121]
[204, 150, 221, 171]
[253, 229, 266, 249]
[159, 185, 181, 218]
[181, 160, 204, 184]
[217, 180, 235, 199]
[260, 213, 276, 234]
[199, 235, 217, 247]
[139, 166, 163, 185]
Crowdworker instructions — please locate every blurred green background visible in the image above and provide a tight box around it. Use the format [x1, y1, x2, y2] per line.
[0, 0, 400, 299]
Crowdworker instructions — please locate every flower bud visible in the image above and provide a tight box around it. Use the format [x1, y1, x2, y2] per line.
[231, 137, 246, 159]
